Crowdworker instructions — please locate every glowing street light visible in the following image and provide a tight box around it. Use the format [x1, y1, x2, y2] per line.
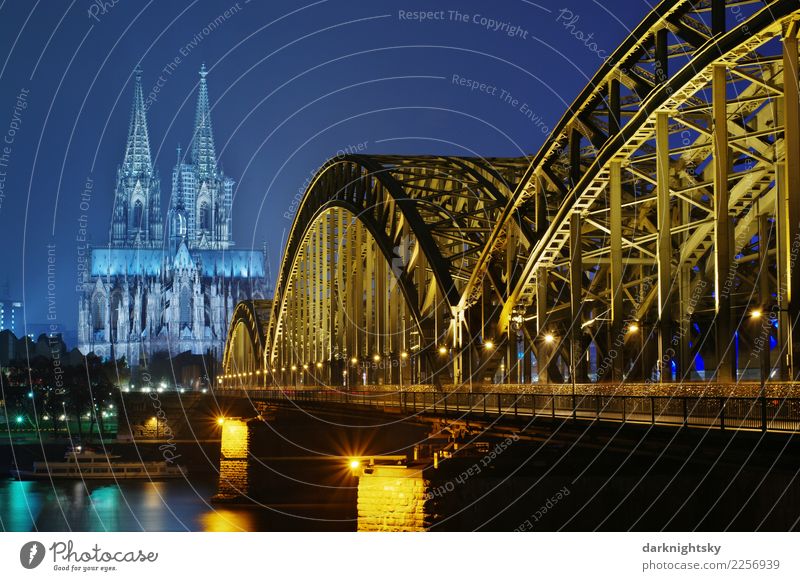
[484, 340, 494, 350]
[351, 357, 358, 365]
[543, 334, 555, 344]
[316, 362, 323, 369]
[400, 351, 408, 359]
[217, 417, 225, 426]
[751, 309, 762, 319]
[349, 458, 361, 470]
[373, 354, 381, 362]
[628, 323, 639, 333]
[438, 346, 448, 355]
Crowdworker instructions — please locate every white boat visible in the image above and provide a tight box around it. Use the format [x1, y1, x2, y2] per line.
[10, 445, 186, 480]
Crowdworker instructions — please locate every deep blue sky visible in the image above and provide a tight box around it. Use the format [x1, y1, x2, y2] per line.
[0, 0, 651, 342]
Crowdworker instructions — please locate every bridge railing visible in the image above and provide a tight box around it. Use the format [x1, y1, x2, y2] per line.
[218, 381, 800, 398]
[228, 388, 800, 433]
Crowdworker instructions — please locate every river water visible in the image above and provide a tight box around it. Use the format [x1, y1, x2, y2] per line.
[0, 478, 356, 532]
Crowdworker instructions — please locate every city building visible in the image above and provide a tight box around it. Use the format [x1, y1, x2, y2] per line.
[77, 66, 268, 364]
[0, 299, 22, 337]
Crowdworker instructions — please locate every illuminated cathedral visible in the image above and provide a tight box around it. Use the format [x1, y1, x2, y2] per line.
[77, 66, 268, 363]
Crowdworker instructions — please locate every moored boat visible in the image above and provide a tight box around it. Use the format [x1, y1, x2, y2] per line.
[10, 445, 186, 480]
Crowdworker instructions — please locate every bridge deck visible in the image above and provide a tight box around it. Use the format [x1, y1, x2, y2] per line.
[223, 388, 800, 434]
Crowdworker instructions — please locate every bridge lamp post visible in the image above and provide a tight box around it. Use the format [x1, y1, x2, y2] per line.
[350, 357, 358, 391]
[481, 341, 494, 388]
[400, 351, 408, 389]
[624, 321, 643, 379]
[438, 346, 450, 386]
[372, 354, 381, 386]
[291, 365, 298, 387]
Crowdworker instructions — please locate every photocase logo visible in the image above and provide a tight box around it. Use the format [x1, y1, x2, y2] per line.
[19, 541, 46, 569]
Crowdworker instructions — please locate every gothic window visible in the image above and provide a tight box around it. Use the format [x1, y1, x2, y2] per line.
[180, 285, 192, 326]
[178, 213, 187, 237]
[91, 294, 106, 331]
[132, 200, 144, 230]
[199, 202, 210, 231]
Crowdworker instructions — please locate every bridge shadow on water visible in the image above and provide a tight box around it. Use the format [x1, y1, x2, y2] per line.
[210, 402, 800, 531]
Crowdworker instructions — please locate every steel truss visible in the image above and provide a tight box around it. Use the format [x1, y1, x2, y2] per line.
[224, 0, 800, 390]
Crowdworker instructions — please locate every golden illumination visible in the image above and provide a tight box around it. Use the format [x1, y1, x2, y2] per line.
[351, 357, 358, 364]
[484, 340, 494, 350]
[349, 459, 361, 470]
[316, 362, 323, 368]
[628, 323, 639, 333]
[400, 351, 408, 359]
[373, 354, 381, 362]
[302, 364, 309, 370]
[291, 365, 297, 371]
[751, 309, 762, 319]
[438, 346, 448, 355]
[217, 417, 225, 426]
[543, 334, 555, 343]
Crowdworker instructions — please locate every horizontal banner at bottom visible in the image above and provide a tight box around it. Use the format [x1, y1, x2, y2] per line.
[0, 532, 797, 580]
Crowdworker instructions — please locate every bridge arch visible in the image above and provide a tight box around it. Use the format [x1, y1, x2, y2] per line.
[266, 155, 530, 387]
[221, 300, 271, 385]
[487, 0, 800, 384]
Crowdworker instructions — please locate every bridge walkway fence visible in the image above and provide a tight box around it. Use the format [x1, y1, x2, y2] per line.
[221, 388, 800, 434]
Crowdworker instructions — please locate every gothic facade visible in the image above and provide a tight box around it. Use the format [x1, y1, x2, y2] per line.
[78, 66, 268, 363]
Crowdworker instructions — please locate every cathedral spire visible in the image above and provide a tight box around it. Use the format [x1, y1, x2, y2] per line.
[122, 67, 152, 176]
[191, 63, 217, 178]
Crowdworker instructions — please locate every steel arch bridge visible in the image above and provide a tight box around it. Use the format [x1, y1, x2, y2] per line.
[222, 0, 800, 392]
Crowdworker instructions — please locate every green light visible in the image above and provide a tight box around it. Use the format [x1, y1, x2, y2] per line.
[15, 416, 24, 424]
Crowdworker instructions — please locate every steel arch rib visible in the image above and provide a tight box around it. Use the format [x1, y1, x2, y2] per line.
[223, 299, 269, 374]
[495, 0, 800, 331]
[268, 156, 467, 367]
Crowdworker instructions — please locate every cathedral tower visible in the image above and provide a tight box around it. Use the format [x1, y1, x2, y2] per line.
[111, 67, 163, 247]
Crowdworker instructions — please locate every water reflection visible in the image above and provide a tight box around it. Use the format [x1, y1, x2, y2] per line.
[0, 478, 219, 531]
[198, 508, 257, 532]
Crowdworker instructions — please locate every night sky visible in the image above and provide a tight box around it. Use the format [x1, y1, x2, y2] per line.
[0, 0, 647, 343]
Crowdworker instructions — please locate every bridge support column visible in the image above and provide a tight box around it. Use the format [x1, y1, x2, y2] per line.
[609, 160, 624, 382]
[758, 209, 773, 382]
[678, 199, 693, 381]
[713, 64, 735, 382]
[536, 267, 551, 384]
[656, 111, 673, 381]
[569, 212, 587, 383]
[781, 23, 800, 380]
